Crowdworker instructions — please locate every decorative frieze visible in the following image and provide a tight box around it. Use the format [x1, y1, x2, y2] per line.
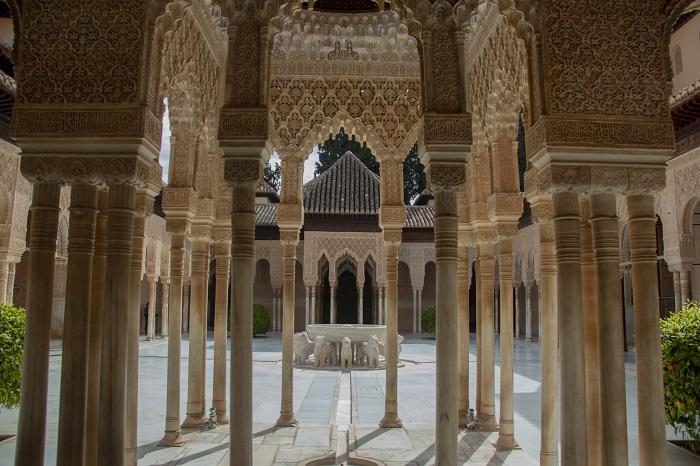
[218, 109, 268, 141]
[20, 155, 151, 186]
[526, 116, 675, 156]
[423, 114, 472, 145]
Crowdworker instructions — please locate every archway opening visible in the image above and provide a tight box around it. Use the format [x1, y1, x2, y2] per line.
[336, 270, 359, 324]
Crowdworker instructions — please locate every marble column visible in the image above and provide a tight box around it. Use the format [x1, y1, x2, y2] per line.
[183, 239, 210, 428]
[125, 208, 147, 466]
[680, 268, 692, 304]
[14, 183, 61, 466]
[476, 245, 497, 430]
[311, 286, 317, 324]
[412, 288, 418, 333]
[457, 244, 470, 426]
[627, 194, 667, 466]
[305, 286, 311, 326]
[160, 233, 186, 446]
[378, 287, 385, 325]
[229, 178, 257, 466]
[580, 198, 602, 466]
[85, 188, 108, 466]
[161, 278, 170, 338]
[6, 261, 15, 303]
[417, 289, 423, 333]
[358, 283, 364, 324]
[214, 242, 230, 424]
[380, 231, 402, 428]
[277, 232, 299, 426]
[553, 191, 587, 466]
[673, 270, 681, 311]
[0, 259, 8, 303]
[56, 184, 98, 466]
[496, 238, 518, 450]
[147, 277, 158, 341]
[330, 283, 337, 324]
[590, 192, 628, 466]
[433, 189, 460, 465]
[524, 283, 533, 341]
[98, 183, 137, 465]
[532, 198, 558, 466]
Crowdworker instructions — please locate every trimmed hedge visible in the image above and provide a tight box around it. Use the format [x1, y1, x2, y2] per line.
[422, 305, 436, 335]
[253, 304, 271, 336]
[0, 304, 25, 409]
[661, 301, 700, 452]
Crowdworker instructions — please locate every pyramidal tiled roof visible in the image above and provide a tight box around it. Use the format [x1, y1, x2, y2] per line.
[303, 151, 380, 215]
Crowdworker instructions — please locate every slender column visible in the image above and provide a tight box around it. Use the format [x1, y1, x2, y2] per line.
[160, 278, 170, 338]
[85, 188, 108, 466]
[182, 239, 210, 428]
[311, 287, 317, 324]
[412, 288, 418, 333]
[580, 198, 602, 466]
[476, 245, 497, 430]
[330, 283, 337, 323]
[230, 179, 257, 466]
[417, 289, 423, 333]
[532, 198, 558, 466]
[524, 283, 533, 340]
[14, 183, 61, 466]
[380, 232, 402, 428]
[378, 287, 385, 325]
[514, 284, 521, 338]
[5, 261, 15, 303]
[627, 194, 667, 466]
[434, 191, 459, 465]
[589, 192, 628, 466]
[680, 269, 691, 304]
[673, 271, 681, 311]
[553, 191, 587, 465]
[147, 277, 158, 340]
[475, 266, 481, 415]
[160, 234, 186, 446]
[277, 231, 300, 426]
[98, 183, 137, 466]
[0, 259, 8, 303]
[497, 238, 518, 450]
[457, 244, 470, 426]
[56, 184, 98, 466]
[357, 283, 364, 324]
[305, 286, 311, 326]
[214, 242, 230, 424]
[125, 208, 148, 466]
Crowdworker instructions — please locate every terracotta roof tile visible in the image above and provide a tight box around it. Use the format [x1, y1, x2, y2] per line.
[256, 204, 278, 227]
[405, 206, 434, 229]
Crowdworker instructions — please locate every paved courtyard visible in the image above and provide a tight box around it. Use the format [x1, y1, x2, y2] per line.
[0, 335, 698, 465]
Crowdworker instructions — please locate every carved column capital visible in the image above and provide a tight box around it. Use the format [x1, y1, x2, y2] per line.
[224, 158, 262, 186]
[428, 162, 467, 192]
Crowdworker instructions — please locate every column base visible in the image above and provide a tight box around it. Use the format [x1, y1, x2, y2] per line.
[275, 412, 298, 427]
[181, 414, 208, 429]
[159, 430, 185, 447]
[495, 433, 520, 450]
[379, 412, 403, 428]
[540, 451, 558, 466]
[477, 414, 498, 431]
[458, 409, 469, 428]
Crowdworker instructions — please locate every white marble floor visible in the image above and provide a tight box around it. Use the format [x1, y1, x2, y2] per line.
[0, 334, 698, 465]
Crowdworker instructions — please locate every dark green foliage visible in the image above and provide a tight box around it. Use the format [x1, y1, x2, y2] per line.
[263, 160, 281, 192]
[661, 301, 700, 452]
[315, 128, 379, 176]
[0, 304, 25, 409]
[422, 305, 436, 335]
[253, 304, 271, 336]
[403, 144, 426, 205]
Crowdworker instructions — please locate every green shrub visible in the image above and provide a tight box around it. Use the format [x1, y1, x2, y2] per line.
[422, 305, 436, 335]
[253, 304, 271, 336]
[661, 301, 700, 452]
[0, 304, 26, 409]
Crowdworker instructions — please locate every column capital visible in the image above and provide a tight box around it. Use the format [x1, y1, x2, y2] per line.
[277, 203, 303, 230]
[223, 157, 263, 186]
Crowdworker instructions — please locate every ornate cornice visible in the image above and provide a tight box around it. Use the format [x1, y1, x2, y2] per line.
[526, 116, 675, 157]
[20, 154, 151, 186]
